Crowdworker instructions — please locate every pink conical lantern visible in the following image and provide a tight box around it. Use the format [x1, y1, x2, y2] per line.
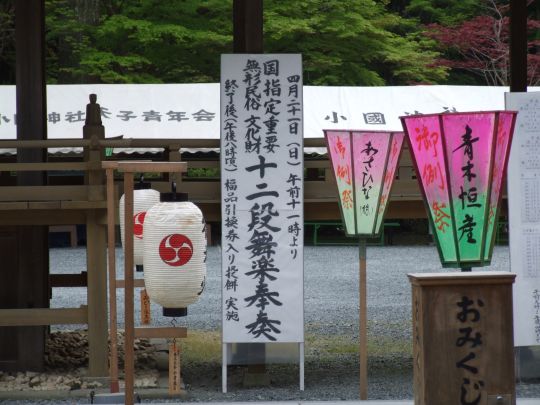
[324, 130, 405, 237]
[400, 111, 517, 269]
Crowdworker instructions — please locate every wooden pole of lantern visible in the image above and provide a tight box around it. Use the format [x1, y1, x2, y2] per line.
[359, 238, 368, 400]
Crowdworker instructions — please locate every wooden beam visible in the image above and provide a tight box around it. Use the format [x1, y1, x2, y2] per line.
[0, 185, 105, 201]
[61, 201, 107, 210]
[13, 0, 49, 372]
[50, 273, 87, 288]
[510, 0, 528, 92]
[116, 161, 187, 173]
[134, 327, 187, 339]
[0, 210, 86, 225]
[0, 162, 93, 172]
[0, 307, 88, 326]
[233, 0, 263, 53]
[115, 279, 145, 289]
[0, 139, 90, 149]
[86, 210, 108, 377]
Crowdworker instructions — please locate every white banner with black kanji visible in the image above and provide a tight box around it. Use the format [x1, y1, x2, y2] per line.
[220, 54, 304, 343]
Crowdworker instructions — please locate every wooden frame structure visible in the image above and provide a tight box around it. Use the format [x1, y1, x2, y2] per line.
[104, 161, 189, 405]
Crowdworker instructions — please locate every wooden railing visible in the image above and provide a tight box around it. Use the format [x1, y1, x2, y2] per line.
[0, 136, 425, 221]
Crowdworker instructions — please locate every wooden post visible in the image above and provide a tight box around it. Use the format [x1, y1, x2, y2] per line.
[1, 0, 49, 372]
[105, 167, 120, 392]
[510, 0, 527, 92]
[86, 210, 108, 377]
[123, 171, 135, 405]
[232, 0, 268, 382]
[115, 161, 187, 405]
[359, 238, 368, 400]
[85, 96, 108, 377]
[233, 0, 263, 53]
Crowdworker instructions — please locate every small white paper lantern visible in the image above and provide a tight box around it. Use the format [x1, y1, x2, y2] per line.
[143, 197, 207, 314]
[119, 187, 160, 266]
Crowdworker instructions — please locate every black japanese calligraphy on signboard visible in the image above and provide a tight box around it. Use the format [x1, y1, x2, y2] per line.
[455, 295, 485, 405]
[221, 54, 304, 343]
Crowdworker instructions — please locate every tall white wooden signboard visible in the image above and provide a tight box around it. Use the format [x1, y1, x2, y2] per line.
[506, 92, 540, 346]
[220, 54, 304, 391]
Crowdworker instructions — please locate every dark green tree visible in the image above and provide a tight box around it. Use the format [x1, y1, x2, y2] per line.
[3, 0, 448, 85]
[404, 0, 481, 25]
[264, 0, 446, 85]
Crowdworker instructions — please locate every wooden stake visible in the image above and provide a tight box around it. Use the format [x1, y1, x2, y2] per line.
[123, 172, 135, 405]
[169, 339, 182, 394]
[359, 238, 368, 400]
[105, 167, 119, 393]
[140, 289, 151, 325]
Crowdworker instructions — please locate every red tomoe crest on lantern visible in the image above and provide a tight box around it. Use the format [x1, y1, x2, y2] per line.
[159, 234, 194, 267]
[133, 211, 146, 239]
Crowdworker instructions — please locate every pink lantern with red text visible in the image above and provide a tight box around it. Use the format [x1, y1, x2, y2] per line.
[400, 111, 517, 269]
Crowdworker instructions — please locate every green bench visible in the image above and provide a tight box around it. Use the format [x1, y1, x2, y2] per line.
[304, 221, 400, 246]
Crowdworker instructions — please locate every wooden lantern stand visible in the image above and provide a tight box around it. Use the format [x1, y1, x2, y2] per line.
[358, 238, 368, 400]
[103, 161, 188, 405]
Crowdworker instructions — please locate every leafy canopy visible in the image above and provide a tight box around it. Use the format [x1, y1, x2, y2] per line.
[40, 0, 446, 85]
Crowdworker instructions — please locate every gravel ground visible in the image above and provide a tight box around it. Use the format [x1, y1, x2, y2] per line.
[2, 245, 539, 404]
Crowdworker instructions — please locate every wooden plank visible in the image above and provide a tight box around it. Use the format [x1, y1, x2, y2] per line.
[99, 138, 219, 149]
[28, 201, 61, 210]
[61, 201, 107, 209]
[0, 139, 90, 148]
[169, 340, 182, 394]
[49, 273, 87, 288]
[117, 161, 187, 173]
[0, 210, 86, 225]
[123, 172, 136, 405]
[408, 271, 516, 287]
[105, 167, 120, 393]
[86, 210, 109, 377]
[0, 307, 88, 326]
[0, 202, 28, 210]
[0, 162, 92, 172]
[134, 327, 187, 339]
[0, 185, 99, 201]
[115, 279, 145, 289]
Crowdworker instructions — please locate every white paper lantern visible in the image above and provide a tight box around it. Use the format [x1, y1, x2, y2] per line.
[143, 200, 207, 312]
[119, 188, 160, 266]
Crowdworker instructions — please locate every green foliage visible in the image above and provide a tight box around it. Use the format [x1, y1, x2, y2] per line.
[264, 0, 447, 85]
[41, 0, 447, 86]
[0, 0, 449, 85]
[404, 0, 481, 25]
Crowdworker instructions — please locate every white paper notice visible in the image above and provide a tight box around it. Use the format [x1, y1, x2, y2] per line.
[220, 54, 304, 343]
[506, 92, 540, 346]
